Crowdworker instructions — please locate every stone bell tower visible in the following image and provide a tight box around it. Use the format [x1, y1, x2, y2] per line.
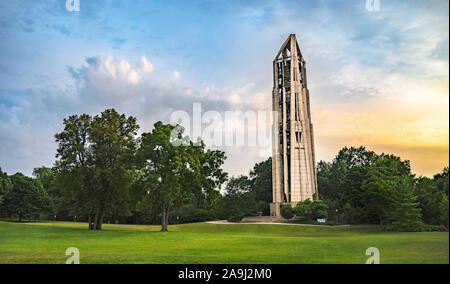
[270, 34, 318, 217]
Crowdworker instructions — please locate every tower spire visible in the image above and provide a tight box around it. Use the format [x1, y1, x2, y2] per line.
[270, 34, 318, 217]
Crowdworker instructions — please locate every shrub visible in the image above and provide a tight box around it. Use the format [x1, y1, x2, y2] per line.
[280, 206, 294, 221]
[310, 200, 329, 219]
[294, 199, 329, 220]
[294, 199, 312, 217]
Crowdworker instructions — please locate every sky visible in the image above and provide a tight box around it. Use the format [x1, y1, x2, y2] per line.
[0, 0, 448, 178]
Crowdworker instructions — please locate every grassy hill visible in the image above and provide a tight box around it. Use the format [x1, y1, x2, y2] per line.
[0, 221, 448, 264]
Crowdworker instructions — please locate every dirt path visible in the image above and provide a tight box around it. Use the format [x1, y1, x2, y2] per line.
[205, 220, 347, 227]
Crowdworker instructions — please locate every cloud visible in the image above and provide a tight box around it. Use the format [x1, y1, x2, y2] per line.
[0, 51, 277, 176]
[0, 0, 448, 178]
[312, 62, 449, 177]
[140, 56, 155, 74]
[70, 56, 144, 100]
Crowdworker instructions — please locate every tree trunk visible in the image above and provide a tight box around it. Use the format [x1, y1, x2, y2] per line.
[165, 207, 169, 230]
[88, 213, 92, 230]
[96, 206, 105, 230]
[93, 210, 99, 230]
[161, 204, 169, 232]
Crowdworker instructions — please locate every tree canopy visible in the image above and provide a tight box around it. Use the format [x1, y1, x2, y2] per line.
[317, 146, 448, 231]
[0, 168, 11, 205]
[1, 110, 448, 234]
[1, 173, 51, 222]
[54, 109, 139, 230]
[134, 122, 227, 231]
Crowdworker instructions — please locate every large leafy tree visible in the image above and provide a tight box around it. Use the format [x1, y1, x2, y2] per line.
[360, 155, 412, 225]
[88, 109, 139, 230]
[32, 167, 55, 191]
[2, 173, 51, 222]
[249, 158, 273, 209]
[389, 175, 425, 231]
[215, 176, 254, 219]
[317, 146, 423, 228]
[135, 122, 227, 231]
[216, 157, 273, 218]
[249, 158, 272, 204]
[55, 114, 96, 226]
[434, 167, 449, 196]
[334, 146, 377, 168]
[415, 177, 442, 225]
[0, 168, 12, 209]
[415, 168, 450, 226]
[317, 160, 346, 202]
[55, 109, 139, 230]
[32, 167, 57, 214]
[180, 140, 227, 209]
[319, 147, 377, 209]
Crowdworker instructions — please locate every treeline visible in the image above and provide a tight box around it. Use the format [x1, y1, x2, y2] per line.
[0, 171, 53, 222]
[214, 158, 272, 221]
[317, 146, 449, 231]
[201, 146, 449, 231]
[0, 109, 448, 232]
[1, 109, 228, 231]
[0, 109, 273, 230]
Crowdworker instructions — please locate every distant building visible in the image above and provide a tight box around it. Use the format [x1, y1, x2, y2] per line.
[270, 34, 318, 217]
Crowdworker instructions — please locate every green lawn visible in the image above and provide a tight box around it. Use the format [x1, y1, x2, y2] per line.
[0, 221, 448, 264]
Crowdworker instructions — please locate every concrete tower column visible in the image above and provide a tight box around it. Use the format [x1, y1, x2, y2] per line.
[270, 34, 318, 217]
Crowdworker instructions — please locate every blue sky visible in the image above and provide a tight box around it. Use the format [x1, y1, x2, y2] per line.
[0, 0, 449, 177]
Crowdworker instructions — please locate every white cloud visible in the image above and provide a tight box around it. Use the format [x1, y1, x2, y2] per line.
[228, 93, 241, 106]
[91, 56, 143, 85]
[140, 56, 155, 74]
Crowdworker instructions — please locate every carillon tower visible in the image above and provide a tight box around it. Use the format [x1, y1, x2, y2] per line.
[270, 34, 318, 216]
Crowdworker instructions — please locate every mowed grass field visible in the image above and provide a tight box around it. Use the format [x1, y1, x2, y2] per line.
[0, 221, 448, 264]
